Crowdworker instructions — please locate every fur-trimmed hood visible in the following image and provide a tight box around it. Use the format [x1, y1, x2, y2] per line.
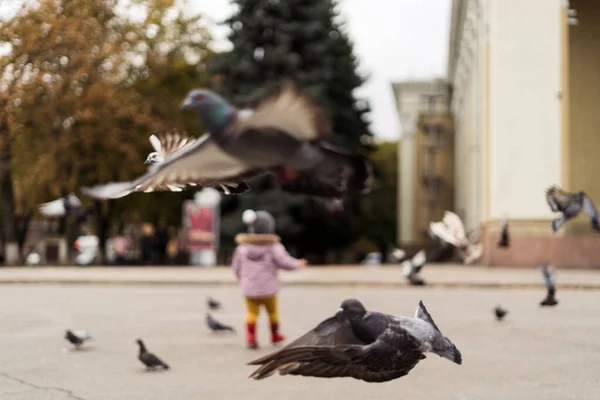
[235, 233, 280, 245]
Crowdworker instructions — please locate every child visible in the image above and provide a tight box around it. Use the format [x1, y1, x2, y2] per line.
[232, 209, 307, 349]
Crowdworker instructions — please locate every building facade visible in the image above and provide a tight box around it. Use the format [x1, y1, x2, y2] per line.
[448, 0, 600, 268]
[392, 80, 454, 249]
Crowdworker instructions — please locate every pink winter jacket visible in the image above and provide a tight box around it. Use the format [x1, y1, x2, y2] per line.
[232, 233, 301, 298]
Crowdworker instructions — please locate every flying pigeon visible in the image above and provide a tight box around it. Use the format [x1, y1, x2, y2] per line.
[143, 129, 251, 195]
[207, 297, 221, 310]
[498, 219, 510, 248]
[545, 185, 600, 232]
[80, 82, 372, 203]
[247, 299, 462, 382]
[494, 306, 508, 321]
[429, 211, 469, 248]
[401, 250, 426, 286]
[207, 313, 235, 333]
[136, 339, 169, 370]
[179, 81, 373, 200]
[39, 194, 82, 217]
[64, 329, 91, 349]
[539, 263, 558, 306]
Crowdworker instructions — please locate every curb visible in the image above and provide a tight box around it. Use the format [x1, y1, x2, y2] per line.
[0, 279, 598, 290]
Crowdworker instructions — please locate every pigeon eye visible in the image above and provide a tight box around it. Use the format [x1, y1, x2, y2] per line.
[194, 94, 204, 101]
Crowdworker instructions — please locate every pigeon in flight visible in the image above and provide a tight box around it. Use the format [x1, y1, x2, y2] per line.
[64, 329, 91, 349]
[429, 211, 469, 248]
[143, 129, 251, 195]
[81, 128, 253, 199]
[207, 296, 221, 310]
[546, 185, 600, 232]
[207, 313, 235, 333]
[39, 194, 82, 217]
[494, 306, 508, 321]
[247, 299, 462, 382]
[539, 263, 558, 306]
[401, 250, 426, 286]
[497, 219, 510, 248]
[136, 339, 169, 370]
[179, 81, 373, 201]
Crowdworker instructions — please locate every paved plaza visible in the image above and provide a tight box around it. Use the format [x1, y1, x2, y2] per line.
[1, 268, 599, 400]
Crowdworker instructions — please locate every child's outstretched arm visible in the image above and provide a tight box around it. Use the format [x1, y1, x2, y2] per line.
[272, 243, 306, 270]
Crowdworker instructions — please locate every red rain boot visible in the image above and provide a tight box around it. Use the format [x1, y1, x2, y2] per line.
[247, 322, 259, 350]
[270, 322, 285, 345]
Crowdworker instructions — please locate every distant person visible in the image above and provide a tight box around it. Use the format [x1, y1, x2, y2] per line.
[231, 209, 307, 350]
[154, 220, 169, 265]
[140, 223, 155, 265]
[112, 233, 129, 265]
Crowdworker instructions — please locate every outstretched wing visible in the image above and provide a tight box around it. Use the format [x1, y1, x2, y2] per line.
[38, 198, 67, 217]
[81, 135, 262, 199]
[581, 193, 599, 220]
[229, 80, 330, 142]
[546, 185, 573, 212]
[442, 211, 467, 245]
[152, 129, 198, 160]
[248, 327, 424, 383]
[429, 221, 461, 247]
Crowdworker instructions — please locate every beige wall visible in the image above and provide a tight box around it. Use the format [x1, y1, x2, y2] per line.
[488, 0, 562, 220]
[567, 0, 600, 235]
[399, 134, 416, 243]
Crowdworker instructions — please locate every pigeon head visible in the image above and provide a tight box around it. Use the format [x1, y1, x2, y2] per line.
[144, 151, 163, 165]
[180, 89, 235, 133]
[65, 330, 72, 338]
[339, 299, 367, 320]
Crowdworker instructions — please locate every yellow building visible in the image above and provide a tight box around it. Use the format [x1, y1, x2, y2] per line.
[448, 0, 600, 268]
[392, 81, 454, 249]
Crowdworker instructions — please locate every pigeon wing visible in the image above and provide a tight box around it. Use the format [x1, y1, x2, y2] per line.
[248, 327, 424, 383]
[228, 80, 330, 142]
[81, 136, 262, 199]
[153, 129, 197, 159]
[443, 211, 467, 245]
[546, 186, 573, 211]
[38, 198, 67, 217]
[429, 221, 461, 247]
[581, 193, 599, 220]
[278, 143, 373, 199]
[141, 352, 168, 368]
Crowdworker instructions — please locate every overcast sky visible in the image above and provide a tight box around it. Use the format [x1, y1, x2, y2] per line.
[192, 0, 452, 140]
[1, 0, 452, 140]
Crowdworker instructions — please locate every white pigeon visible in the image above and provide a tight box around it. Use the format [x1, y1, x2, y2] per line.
[38, 194, 82, 217]
[402, 250, 427, 279]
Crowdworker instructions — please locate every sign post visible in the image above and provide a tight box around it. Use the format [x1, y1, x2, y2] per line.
[183, 188, 221, 267]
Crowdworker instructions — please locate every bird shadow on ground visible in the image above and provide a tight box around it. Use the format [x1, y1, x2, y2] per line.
[135, 368, 170, 374]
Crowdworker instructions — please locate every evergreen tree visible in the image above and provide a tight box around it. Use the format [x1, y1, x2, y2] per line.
[211, 0, 374, 260]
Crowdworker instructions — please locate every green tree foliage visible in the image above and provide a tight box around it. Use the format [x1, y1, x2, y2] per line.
[211, 0, 374, 260]
[359, 141, 398, 258]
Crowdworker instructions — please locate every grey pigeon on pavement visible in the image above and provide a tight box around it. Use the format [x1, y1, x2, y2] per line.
[207, 297, 221, 310]
[207, 313, 235, 333]
[39, 194, 82, 217]
[498, 219, 510, 248]
[247, 299, 462, 382]
[546, 185, 600, 232]
[136, 339, 169, 370]
[65, 329, 91, 349]
[494, 306, 508, 321]
[540, 263, 558, 306]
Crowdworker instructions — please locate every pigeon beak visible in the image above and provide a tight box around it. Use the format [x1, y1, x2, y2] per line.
[337, 307, 343, 313]
[144, 159, 152, 165]
[179, 97, 193, 111]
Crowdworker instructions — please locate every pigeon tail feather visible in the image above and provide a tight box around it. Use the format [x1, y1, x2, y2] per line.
[414, 301, 442, 333]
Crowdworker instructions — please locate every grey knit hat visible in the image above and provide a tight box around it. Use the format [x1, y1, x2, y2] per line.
[242, 209, 275, 234]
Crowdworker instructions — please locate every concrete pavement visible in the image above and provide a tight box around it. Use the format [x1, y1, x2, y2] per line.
[0, 264, 599, 289]
[1, 284, 599, 400]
